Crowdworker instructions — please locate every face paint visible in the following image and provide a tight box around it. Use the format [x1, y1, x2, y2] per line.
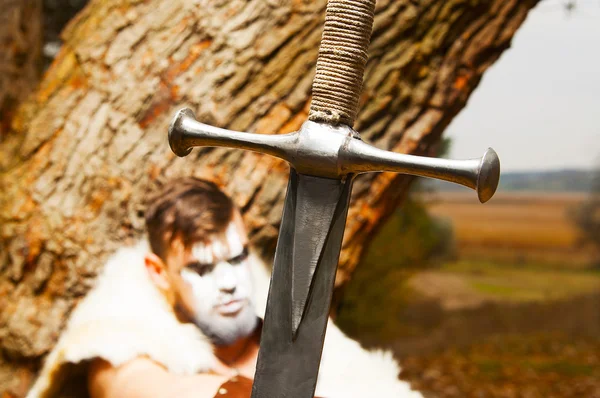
[225, 222, 245, 257]
[178, 221, 257, 346]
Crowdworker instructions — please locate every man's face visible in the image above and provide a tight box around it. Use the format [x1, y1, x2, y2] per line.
[165, 213, 258, 345]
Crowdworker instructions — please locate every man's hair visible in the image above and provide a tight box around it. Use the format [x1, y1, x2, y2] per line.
[144, 177, 234, 261]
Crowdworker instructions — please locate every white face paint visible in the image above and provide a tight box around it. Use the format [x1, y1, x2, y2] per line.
[178, 221, 257, 345]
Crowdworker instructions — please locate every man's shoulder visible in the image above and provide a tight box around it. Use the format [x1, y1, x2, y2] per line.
[88, 357, 228, 398]
[87, 357, 165, 397]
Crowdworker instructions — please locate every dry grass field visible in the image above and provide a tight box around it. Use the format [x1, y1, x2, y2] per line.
[423, 191, 595, 267]
[400, 332, 600, 398]
[338, 191, 600, 397]
[340, 191, 600, 397]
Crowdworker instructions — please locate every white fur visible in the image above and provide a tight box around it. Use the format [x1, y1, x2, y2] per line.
[318, 322, 423, 397]
[27, 242, 215, 398]
[27, 242, 422, 398]
[248, 254, 422, 396]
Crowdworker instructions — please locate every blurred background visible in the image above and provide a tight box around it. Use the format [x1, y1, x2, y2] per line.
[338, 1, 600, 396]
[1, 0, 598, 397]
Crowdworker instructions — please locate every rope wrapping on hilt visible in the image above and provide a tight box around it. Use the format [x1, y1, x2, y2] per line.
[308, 0, 376, 127]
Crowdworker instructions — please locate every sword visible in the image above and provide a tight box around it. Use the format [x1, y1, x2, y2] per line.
[168, 1, 500, 396]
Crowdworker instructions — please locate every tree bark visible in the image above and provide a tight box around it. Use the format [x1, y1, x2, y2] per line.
[0, 0, 43, 135]
[0, 0, 539, 395]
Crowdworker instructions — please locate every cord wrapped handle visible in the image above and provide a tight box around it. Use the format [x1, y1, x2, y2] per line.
[308, 0, 376, 127]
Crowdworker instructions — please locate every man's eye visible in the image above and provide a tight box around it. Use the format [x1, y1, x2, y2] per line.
[187, 262, 212, 276]
[228, 248, 249, 265]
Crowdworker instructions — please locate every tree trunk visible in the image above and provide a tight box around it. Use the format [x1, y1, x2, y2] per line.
[0, 0, 43, 135]
[0, 0, 539, 395]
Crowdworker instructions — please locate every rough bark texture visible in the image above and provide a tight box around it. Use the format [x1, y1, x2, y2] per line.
[0, 0, 539, 395]
[0, 0, 43, 135]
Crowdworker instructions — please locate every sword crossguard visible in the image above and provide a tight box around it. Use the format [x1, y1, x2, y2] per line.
[169, 107, 500, 203]
[170, 1, 502, 395]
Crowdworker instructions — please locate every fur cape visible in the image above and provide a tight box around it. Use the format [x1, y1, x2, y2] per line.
[27, 242, 422, 398]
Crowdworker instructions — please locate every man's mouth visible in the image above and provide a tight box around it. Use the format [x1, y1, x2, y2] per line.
[216, 299, 245, 315]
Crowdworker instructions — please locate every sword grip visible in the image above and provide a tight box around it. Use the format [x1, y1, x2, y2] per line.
[308, 0, 376, 127]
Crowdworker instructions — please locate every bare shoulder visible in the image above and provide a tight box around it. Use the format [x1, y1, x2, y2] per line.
[87, 357, 169, 398]
[88, 357, 228, 398]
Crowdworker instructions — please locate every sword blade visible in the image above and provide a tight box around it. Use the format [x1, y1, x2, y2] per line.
[251, 169, 353, 398]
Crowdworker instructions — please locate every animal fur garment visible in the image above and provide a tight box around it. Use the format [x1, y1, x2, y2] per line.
[27, 241, 423, 398]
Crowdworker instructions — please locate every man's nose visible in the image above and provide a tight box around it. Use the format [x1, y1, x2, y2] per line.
[215, 262, 237, 294]
[220, 285, 236, 295]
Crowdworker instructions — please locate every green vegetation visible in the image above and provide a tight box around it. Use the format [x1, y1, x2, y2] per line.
[570, 165, 600, 267]
[337, 197, 454, 344]
[442, 260, 600, 303]
[471, 282, 519, 298]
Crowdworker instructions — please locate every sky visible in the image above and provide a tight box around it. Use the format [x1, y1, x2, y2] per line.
[446, 0, 600, 172]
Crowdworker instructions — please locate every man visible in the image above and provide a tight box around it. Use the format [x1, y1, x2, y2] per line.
[90, 178, 261, 397]
[27, 177, 422, 398]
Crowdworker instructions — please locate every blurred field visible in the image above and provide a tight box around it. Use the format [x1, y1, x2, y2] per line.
[339, 190, 600, 397]
[401, 333, 600, 398]
[423, 192, 595, 267]
[409, 261, 600, 310]
[399, 261, 600, 397]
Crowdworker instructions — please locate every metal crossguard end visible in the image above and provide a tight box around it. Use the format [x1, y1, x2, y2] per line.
[169, 109, 501, 203]
[168, 107, 294, 161]
[477, 148, 500, 203]
[168, 108, 195, 157]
